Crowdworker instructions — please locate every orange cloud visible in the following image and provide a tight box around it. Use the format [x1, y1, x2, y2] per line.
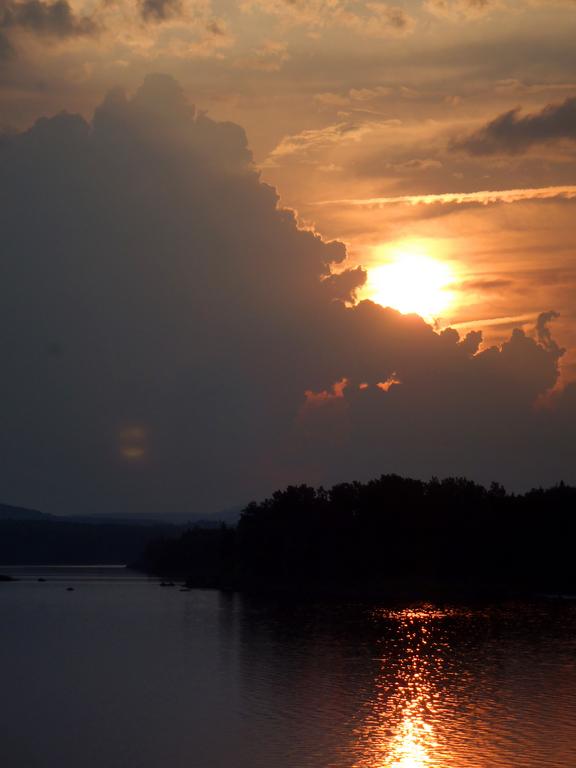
[317, 185, 576, 208]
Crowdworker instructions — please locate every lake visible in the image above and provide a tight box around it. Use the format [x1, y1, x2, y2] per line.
[1, 566, 576, 767]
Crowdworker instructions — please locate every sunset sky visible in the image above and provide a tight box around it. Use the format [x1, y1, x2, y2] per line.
[1, 0, 575, 515]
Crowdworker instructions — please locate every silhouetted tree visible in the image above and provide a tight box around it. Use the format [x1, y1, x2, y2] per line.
[136, 475, 576, 596]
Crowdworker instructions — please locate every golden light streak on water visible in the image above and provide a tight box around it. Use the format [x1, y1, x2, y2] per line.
[353, 606, 458, 768]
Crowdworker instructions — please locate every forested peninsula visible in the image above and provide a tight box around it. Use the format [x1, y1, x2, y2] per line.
[135, 475, 576, 598]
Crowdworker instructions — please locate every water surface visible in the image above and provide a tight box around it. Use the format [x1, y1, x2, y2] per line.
[1, 567, 575, 767]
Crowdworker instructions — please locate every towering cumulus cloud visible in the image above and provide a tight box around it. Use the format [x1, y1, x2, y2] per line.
[0, 75, 573, 515]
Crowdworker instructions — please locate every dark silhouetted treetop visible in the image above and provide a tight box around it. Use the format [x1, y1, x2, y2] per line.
[136, 474, 576, 597]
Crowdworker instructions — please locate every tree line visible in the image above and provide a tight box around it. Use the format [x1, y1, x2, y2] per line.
[136, 475, 576, 597]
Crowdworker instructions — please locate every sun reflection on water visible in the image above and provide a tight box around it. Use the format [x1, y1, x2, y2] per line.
[386, 700, 435, 768]
[353, 605, 457, 768]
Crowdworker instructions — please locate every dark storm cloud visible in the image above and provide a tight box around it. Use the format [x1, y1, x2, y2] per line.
[0, 74, 573, 516]
[0, 0, 97, 37]
[140, 0, 181, 23]
[454, 97, 576, 155]
[299, 308, 571, 494]
[0, 74, 355, 514]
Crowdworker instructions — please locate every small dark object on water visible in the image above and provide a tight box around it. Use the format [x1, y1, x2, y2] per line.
[38, 577, 46, 582]
[0, 574, 15, 582]
[66, 587, 75, 592]
[160, 581, 175, 587]
[179, 588, 191, 592]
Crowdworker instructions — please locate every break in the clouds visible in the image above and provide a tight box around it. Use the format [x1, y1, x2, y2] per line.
[0, 75, 574, 517]
[456, 96, 576, 155]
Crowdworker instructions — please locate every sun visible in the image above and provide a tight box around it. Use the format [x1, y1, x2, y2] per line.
[364, 243, 456, 321]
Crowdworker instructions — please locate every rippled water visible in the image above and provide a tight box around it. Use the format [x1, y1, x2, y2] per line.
[1, 567, 576, 767]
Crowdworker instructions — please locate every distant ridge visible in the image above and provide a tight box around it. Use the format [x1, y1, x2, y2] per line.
[61, 507, 242, 527]
[0, 503, 52, 522]
[0, 502, 240, 565]
[0, 503, 240, 527]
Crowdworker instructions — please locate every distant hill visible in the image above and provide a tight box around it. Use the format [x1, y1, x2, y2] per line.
[0, 517, 179, 566]
[0, 500, 240, 527]
[61, 507, 242, 527]
[0, 502, 178, 565]
[0, 504, 53, 522]
[0, 500, 240, 566]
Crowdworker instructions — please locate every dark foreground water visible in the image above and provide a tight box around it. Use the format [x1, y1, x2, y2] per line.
[1, 567, 576, 768]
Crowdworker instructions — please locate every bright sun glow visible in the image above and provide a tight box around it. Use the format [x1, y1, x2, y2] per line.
[365, 244, 456, 321]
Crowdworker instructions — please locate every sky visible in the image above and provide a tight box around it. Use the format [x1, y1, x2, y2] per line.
[1, 0, 576, 516]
